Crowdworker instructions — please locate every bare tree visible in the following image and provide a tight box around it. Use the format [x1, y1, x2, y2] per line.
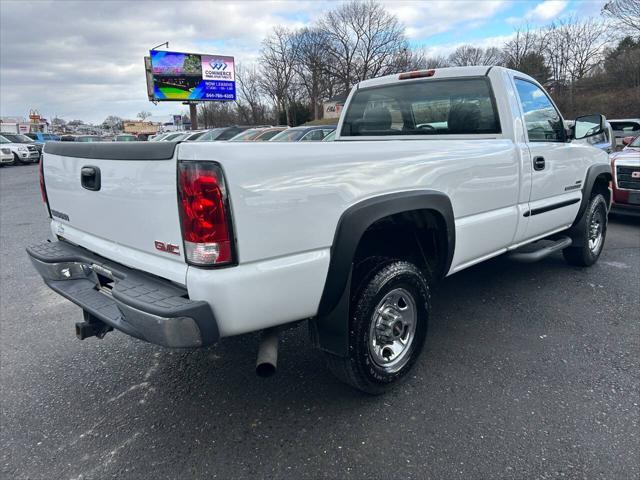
[198, 102, 240, 128]
[259, 27, 300, 125]
[542, 22, 570, 84]
[448, 45, 503, 66]
[423, 55, 451, 68]
[565, 18, 609, 80]
[102, 115, 123, 131]
[234, 64, 270, 125]
[319, 0, 407, 92]
[292, 28, 332, 120]
[503, 25, 543, 68]
[544, 17, 608, 84]
[603, 0, 640, 36]
[137, 111, 151, 121]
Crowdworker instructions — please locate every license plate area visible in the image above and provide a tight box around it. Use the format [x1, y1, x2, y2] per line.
[628, 192, 640, 205]
[91, 263, 115, 295]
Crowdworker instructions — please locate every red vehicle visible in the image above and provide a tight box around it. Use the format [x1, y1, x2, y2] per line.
[610, 136, 640, 216]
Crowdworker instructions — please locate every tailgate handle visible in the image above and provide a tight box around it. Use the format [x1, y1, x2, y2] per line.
[81, 166, 101, 191]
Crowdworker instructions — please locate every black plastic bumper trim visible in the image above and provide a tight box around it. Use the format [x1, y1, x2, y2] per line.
[26, 240, 218, 347]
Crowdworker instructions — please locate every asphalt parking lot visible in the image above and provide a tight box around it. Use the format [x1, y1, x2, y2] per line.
[1, 163, 639, 480]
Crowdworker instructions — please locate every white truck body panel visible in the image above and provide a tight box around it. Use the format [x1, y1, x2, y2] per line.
[44, 155, 187, 284]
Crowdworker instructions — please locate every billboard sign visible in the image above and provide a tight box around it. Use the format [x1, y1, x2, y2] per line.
[148, 50, 236, 102]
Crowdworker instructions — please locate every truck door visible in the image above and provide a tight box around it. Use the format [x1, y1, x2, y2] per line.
[512, 77, 583, 240]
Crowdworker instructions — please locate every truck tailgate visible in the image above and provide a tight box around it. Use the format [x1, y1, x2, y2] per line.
[42, 142, 187, 284]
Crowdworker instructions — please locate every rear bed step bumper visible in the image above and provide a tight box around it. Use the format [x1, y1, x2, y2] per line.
[26, 240, 218, 347]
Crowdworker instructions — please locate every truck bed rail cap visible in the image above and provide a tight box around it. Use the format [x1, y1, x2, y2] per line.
[43, 141, 178, 160]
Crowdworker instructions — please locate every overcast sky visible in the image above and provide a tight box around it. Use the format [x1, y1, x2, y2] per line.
[0, 0, 607, 124]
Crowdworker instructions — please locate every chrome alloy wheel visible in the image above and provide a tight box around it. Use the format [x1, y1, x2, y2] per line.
[588, 206, 605, 253]
[368, 288, 417, 373]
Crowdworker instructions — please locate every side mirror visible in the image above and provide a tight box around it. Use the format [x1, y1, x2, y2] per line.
[622, 136, 634, 146]
[573, 114, 605, 140]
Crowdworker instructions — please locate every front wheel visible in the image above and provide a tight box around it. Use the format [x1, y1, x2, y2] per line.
[563, 193, 608, 267]
[324, 259, 430, 394]
[12, 153, 26, 166]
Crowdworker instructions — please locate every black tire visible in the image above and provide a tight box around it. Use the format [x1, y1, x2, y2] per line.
[12, 153, 25, 166]
[563, 193, 608, 267]
[324, 259, 430, 394]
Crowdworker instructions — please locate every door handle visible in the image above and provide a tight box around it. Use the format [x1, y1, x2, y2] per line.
[533, 156, 545, 171]
[81, 166, 101, 191]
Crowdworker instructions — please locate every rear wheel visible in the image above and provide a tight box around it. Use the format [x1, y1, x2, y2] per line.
[324, 259, 430, 394]
[563, 193, 608, 266]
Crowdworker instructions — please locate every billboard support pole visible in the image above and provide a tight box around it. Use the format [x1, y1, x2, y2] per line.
[189, 103, 198, 130]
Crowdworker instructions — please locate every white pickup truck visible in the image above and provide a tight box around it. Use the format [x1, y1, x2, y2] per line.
[28, 66, 611, 394]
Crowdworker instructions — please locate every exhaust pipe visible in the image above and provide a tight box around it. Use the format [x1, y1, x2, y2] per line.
[256, 328, 279, 377]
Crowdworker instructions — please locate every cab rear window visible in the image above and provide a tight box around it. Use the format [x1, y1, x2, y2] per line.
[341, 78, 500, 137]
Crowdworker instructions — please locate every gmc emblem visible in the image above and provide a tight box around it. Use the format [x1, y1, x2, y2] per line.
[154, 241, 180, 255]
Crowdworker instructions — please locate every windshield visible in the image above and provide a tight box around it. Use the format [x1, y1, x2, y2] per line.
[270, 129, 307, 142]
[184, 131, 205, 141]
[76, 136, 102, 142]
[0, 135, 9, 143]
[217, 127, 247, 140]
[323, 131, 336, 141]
[161, 132, 185, 141]
[115, 136, 136, 141]
[148, 134, 164, 141]
[195, 129, 226, 141]
[256, 129, 285, 141]
[2, 133, 32, 143]
[630, 136, 640, 147]
[229, 129, 265, 142]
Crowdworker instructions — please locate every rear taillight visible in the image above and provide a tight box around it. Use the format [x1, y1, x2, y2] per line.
[38, 157, 51, 217]
[177, 161, 235, 266]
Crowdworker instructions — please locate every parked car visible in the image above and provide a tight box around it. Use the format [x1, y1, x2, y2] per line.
[148, 133, 171, 142]
[196, 126, 271, 142]
[0, 132, 44, 158]
[30, 66, 611, 394]
[270, 125, 336, 142]
[323, 130, 336, 142]
[25, 132, 60, 147]
[609, 119, 640, 148]
[251, 127, 289, 141]
[0, 134, 40, 164]
[610, 135, 640, 216]
[228, 128, 270, 142]
[159, 132, 189, 141]
[113, 134, 137, 142]
[60, 135, 76, 142]
[0, 147, 13, 165]
[75, 135, 103, 142]
[180, 131, 207, 141]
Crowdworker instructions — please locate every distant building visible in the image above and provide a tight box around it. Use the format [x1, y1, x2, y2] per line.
[123, 120, 160, 135]
[0, 114, 49, 134]
[323, 93, 348, 120]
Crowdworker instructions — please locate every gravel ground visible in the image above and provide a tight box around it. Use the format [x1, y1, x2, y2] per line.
[1, 164, 639, 479]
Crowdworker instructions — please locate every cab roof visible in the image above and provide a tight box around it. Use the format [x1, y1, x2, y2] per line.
[356, 65, 506, 89]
